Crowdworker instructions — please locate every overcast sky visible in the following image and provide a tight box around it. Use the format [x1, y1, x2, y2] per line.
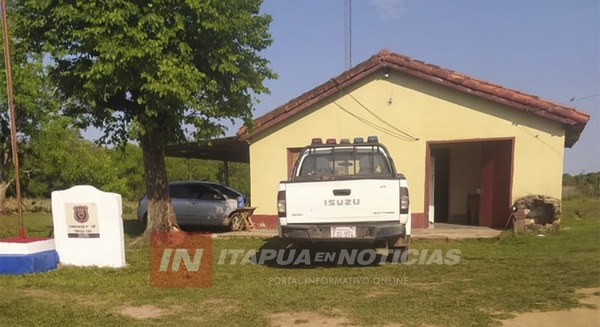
[248, 0, 599, 174]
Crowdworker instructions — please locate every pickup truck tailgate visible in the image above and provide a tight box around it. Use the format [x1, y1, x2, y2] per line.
[284, 179, 400, 224]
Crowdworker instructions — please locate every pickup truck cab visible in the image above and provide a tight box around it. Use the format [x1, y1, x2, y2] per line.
[277, 136, 410, 251]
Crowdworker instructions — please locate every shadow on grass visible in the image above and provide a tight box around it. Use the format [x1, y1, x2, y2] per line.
[181, 225, 231, 233]
[123, 221, 234, 239]
[257, 237, 398, 269]
[122, 219, 146, 238]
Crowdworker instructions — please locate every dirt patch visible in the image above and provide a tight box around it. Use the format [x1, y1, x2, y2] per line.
[365, 289, 396, 298]
[269, 312, 438, 327]
[203, 298, 226, 305]
[406, 281, 444, 290]
[22, 289, 54, 298]
[119, 305, 168, 320]
[202, 297, 237, 313]
[501, 287, 600, 327]
[270, 311, 358, 327]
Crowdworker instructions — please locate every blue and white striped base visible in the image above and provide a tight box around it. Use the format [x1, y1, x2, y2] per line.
[0, 238, 58, 275]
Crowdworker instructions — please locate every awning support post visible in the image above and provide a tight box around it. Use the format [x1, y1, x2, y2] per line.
[223, 160, 229, 186]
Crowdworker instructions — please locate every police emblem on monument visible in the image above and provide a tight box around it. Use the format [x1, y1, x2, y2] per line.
[73, 206, 89, 223]
[65, 203, 100, 238]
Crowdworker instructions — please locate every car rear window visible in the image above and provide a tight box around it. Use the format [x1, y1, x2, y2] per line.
[296, 146, 392, 179]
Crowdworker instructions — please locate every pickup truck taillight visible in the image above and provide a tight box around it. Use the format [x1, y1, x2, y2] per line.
[277, 190, 286, 217]
[400, 187, 409, 214]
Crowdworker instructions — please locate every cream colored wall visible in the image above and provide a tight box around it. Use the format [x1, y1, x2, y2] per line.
[447, 142, 482, 218]
[248, 72, 565, 216]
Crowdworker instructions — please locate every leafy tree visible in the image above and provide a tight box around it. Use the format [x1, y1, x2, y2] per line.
[106, 145, 250, 202]
[21, 116, 130, 198]
[15, 0, 275, 240]
[166, 158, 250, 196]
[165, 157, 220, 183]
[217, 161, 250, 197]
[563, 172, 600, 198]
[0, 25, 58, 206]
[110, 143, 145, 199]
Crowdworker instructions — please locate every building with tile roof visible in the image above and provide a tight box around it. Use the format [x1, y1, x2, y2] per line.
[170, 49, 590, 229]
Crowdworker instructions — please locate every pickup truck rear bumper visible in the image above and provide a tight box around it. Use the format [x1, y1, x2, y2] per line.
[280, 222, 407, 244]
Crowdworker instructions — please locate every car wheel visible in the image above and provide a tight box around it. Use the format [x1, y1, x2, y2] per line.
[229, 212, 242, 231]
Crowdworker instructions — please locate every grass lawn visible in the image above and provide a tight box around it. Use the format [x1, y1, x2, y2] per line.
[0, 198, 598, 327]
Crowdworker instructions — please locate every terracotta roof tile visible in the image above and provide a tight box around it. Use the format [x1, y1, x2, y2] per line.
[238, 49, 590, 147]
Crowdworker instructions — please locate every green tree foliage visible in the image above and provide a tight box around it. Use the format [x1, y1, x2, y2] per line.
[0, 17, 59, 205]
[15, 0, 275, 238]
[18, 130, 251, 203]
[110, 143, 145, 199]
[20, 117, 130, 198]
[165, 158, 250, 197]
[107, 145, 250, 201]
[219, 162, 250, 197]
[563, 172, 600, 198]
[165, 157, 220, 183]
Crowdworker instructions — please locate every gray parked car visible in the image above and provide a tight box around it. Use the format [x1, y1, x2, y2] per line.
[137, 181, 247, 230]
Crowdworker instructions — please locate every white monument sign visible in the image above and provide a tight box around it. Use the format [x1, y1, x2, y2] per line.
[52, 185, 126, 268]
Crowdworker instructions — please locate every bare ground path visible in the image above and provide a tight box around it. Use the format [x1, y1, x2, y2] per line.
[267, 288, 600, 327]
[500, 287, 600, 327]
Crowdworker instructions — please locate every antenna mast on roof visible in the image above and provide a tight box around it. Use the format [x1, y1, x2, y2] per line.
[344, 0, 352, 70]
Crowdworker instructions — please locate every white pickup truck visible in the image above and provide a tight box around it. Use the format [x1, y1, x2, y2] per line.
[277, 136, 410, 251]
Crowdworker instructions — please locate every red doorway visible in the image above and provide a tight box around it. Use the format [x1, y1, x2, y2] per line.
[425, 139, 513, 229]
[479, 140, 513, 228]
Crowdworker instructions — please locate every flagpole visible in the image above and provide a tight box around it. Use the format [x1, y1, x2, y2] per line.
[1, 0, 25, 239]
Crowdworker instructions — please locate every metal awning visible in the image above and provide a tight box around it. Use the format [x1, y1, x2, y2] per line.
[164, 137, 249, 163]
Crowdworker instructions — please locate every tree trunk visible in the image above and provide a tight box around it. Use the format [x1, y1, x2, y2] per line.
[134, 131, 181, 244]
[0, 180, 12, 212]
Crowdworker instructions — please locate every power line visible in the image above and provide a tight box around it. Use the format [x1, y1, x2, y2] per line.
[346, 91, 420, 141]
[333, 100, 417, 142]
[559, 94, 599, 105]
[330, 78, 420, 141]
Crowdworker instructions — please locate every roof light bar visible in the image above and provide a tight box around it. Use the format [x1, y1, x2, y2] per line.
[326, 138, 337, 144]
[353, 137, 364, 144]
[340, 138, 350, 144]
[311, 138, 323, 145]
